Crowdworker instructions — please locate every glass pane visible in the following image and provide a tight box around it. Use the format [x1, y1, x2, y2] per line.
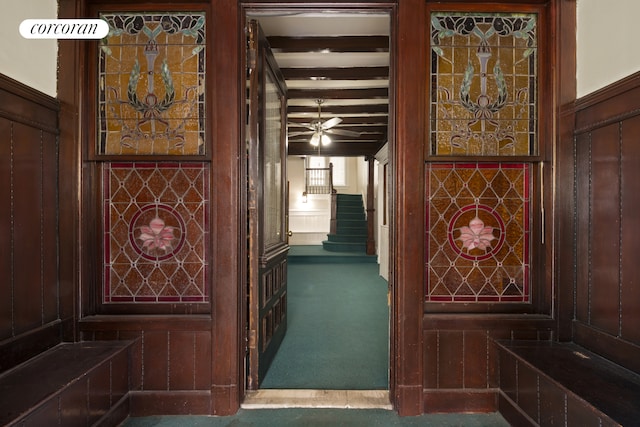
[426, 163, 531, 302]
[98, 13, 206, 155]
[429, 12, 537, 156]
[329, 157, 347, 186]
[263, 70, 284, 248]
[103, 162, 209, 303]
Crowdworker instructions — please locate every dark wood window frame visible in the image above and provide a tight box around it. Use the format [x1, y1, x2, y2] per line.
[81, 2, 214, 316]
[424, 2, 554, 315]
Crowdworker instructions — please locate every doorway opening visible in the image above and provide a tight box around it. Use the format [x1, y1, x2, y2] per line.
[242, 6, 395, 409]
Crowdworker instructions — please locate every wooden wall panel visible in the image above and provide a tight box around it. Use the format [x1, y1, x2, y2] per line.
[573, 71, 640, 373]
[575, 132, 591, 324]
[80, 316, 212, 411]
[0, 119, 11, 340]
[620, 114, 640, 343]
[42, 130, 59, 324]
[143, 331, 169, 391]
[12, 122, 44, 336]
[422, 315, 555, 413]
[438, 331, 464, 389]
[464, 331, 489, 389]
[0, 74, 60, 369]
[169, 330, 212, 391]
[589, 124, 621, 336]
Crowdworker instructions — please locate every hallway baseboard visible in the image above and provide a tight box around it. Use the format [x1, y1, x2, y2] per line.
[241, 389, 392, 410]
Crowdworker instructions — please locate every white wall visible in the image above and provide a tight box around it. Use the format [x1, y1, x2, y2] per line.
[0, 0, 57, 96]
[336, 156, 367, 196]
[287, 156, 331, 245]
[577, 0, 640, 97]
[287, 155, 371, 245]
[375, 144, 389, 280]
[0, 2, 637, 110]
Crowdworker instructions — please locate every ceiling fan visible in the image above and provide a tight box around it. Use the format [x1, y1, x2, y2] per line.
[289, 99, 361, 147]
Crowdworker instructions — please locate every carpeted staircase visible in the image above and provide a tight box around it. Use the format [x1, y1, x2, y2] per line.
[323, 193, 368, 253]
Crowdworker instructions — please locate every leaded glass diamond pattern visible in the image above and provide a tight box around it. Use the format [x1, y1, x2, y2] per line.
[103, 162, 209, 303]
[426, 163, 530, 302]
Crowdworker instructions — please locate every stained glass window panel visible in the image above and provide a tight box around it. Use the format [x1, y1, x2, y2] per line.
[98, 13, 206, 155]
[426, 163, 530, 302]
[103, 162, 209, 303]
[430, 12, 537, 156]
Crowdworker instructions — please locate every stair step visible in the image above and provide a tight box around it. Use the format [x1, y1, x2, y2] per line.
[327, 234, 367, 243]
[336, 220, 367, 232]
[335, 228, 367, 237]
[336, 213, 366, 221]
[337, 207, 364, 215]
[287, 245, 377, 264]
[336, 194, 362, 200]
[322, 240, 367, 253]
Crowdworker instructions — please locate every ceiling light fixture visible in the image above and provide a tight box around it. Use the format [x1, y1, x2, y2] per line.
[309, 132, 331, 147]
[310, 99, 333, 149]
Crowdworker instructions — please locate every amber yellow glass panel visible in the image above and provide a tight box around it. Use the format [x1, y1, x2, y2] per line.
[98, 13, 206, 155]
[429, 13, 537, 156]
[426, 163, 530, 302]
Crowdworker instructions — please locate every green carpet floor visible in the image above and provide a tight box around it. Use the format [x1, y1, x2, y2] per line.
[122, 409, 511, 426]
[260, 262, 389, 389]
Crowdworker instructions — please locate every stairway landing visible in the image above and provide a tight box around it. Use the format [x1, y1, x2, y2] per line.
[288, 245, 377, 264]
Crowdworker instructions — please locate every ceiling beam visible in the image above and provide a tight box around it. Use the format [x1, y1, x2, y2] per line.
[288, 141, 386, 157]
[288, 104, 388, 115]
[288, 131, 387, 143]
[267, 36, 389, 53]
[287, 116, 388, 126]
[281, 67, 389, 80]
[288, 134, 385, 142]
[288, 88, 388, 100]
[288, 125, 388, 134]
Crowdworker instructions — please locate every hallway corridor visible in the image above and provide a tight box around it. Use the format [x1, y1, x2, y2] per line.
[261, 258, 389, 389]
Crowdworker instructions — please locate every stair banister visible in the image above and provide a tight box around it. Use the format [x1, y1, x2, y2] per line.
[329, 162, 337, 234]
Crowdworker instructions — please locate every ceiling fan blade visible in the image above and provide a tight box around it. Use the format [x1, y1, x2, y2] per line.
[288, 130, 315, 137]
[288, 123, 316, 131]
[325, 128, 362, 137]
[320, 117, 342, 130]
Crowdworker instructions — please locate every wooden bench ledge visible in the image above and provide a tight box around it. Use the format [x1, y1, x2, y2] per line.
[0, 341, 131, 425]
[497, 340, 640, 426]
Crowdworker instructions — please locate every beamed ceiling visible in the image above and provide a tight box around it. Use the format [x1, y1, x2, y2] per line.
[251, 12, 390, 157]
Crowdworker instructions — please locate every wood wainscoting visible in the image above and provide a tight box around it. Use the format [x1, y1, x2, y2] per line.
[572, 71, 640, 374]
[422, 315, 555, 413]
[0, 74, 64, 371]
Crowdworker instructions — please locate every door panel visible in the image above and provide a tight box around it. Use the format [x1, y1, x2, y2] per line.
[246, 19, 289, 389]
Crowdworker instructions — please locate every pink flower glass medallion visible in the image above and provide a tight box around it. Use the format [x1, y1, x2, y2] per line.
[128, 203, 186, 261]
[458, 216, 496, 251]
[138, 217, 175, 253]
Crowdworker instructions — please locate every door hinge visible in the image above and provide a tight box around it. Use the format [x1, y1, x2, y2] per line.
[247, 24, 257, 69]
[247, 329, 257, 352]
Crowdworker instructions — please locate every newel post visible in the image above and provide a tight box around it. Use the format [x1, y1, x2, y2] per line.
[366, 156, 376, 255]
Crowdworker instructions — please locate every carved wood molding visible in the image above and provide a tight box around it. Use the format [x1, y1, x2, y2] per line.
[0, 73, 59, 133]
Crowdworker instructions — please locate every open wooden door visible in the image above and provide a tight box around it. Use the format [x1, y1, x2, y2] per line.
[246, 19, 289, 390]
